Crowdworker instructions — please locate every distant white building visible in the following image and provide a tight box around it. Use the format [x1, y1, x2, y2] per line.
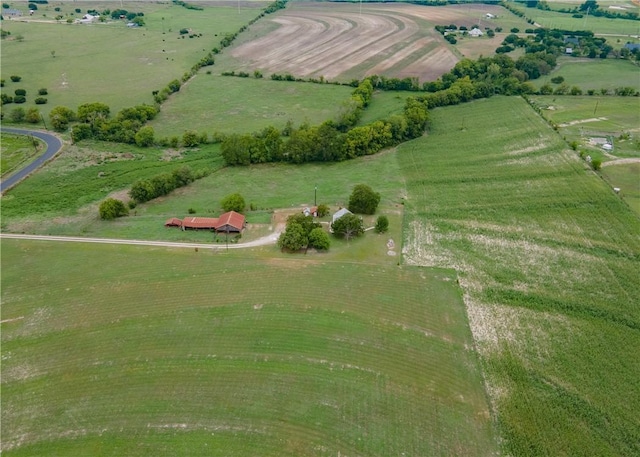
[469, 28, 484, 37]
[485, 13, 495, 19]
[78, 13, 99, 24]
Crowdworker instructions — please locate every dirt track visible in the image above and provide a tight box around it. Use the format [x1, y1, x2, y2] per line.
[0, 231, 282, 250]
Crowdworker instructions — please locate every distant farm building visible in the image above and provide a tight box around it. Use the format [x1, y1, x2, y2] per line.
[78, 14, 99, 24]
[469, 28, 484, 37]
[2, 8, 22, 18]
[302, 206, 318, 217]
[165, 211, 246, 232]
[485, 13, 495, 19]
[624, 43, 640, 52]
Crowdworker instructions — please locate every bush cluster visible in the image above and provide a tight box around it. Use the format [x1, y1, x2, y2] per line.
[129, 166, 196, 203]
[69, 103, 158, 141]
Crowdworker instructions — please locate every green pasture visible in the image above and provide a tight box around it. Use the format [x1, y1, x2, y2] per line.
[528, 95, 640, 158]
[0, 133, 44, 177]
[0, 239, 497, 456]
[149, 76, 353, 137]
[398, 96, 640, 456]
[601, 162, 640, 215]
[358, 90, 410, 125]
[535, 57, 640, 92]
[0, 3, 263, 116]
[507, 3, 640, 35]
[0, 141, 224, 225]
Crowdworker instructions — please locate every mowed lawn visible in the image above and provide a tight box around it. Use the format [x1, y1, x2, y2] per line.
[535, 57, 640, 92]
[398, 96, 640, 456]
[0, 240, 497, 456]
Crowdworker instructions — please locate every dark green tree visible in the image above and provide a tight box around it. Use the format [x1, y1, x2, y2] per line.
[278, 222, 308, 251]
[331, 213, 364, 241]
[134, 126, 155, 147]
[375, 215, 389, 233]
[348, 184, 381, 215]
[308, 227, 330, 250]
[221, 193, 246, 213]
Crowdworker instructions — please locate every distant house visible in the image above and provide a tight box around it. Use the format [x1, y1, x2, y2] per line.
[78, 14, 99, 24]
[485, 13, 495, 19]
[469, 28, 484, 37]
[564, 37, 580, 46]
[302, 206, 318, 217]
[2, 8, 22, 18]
[166, 211, 246, 232]
[332, 208, 352, 224]
[624, 43, 640, 51]
[566, 47, 574, 55]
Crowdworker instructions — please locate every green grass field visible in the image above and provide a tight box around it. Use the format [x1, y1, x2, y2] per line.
[507, 3, 640, 35]
[398, 96, 640, 456]
[0, 133, 44, 177]
[535, 57, 640, 92]
[0, 3, 263, 116]
[0, 240, 497, 456]
[150, 76, 354, 137]
[601, 162, 640, 215]
[528, 95, 640, 158]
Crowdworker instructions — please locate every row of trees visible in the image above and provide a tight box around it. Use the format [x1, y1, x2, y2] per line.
[221, 92, 428, 166]
[128, 165, 197, 204]
[66, 103, 159, 143]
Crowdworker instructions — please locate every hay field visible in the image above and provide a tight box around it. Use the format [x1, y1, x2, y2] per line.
[1, 240, 497, 456]
[398, 96, 640, 456]
[222, 2, 530, 82]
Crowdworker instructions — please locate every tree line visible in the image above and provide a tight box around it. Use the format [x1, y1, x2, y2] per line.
[220, 79, 428, 166]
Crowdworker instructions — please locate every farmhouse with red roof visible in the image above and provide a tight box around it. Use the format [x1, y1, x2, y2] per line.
[164, 211, 246, 232]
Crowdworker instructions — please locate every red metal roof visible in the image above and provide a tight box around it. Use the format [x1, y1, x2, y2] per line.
[164, 217, 183, 227]
[176, 211, 245, 231]
[216, 211, 245, 231]
[181, 217, 220, 229]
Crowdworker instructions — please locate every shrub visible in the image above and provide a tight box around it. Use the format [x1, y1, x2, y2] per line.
[13, 96, 26, 104]
[25, 108, 41, 124]
[99, 198, 129, 220]
[550, 76, 565, 84]
[316, 204, 330, 217]
[221, 193, 246, 213]
[188, 207, 196, 214]
[510, 28, 520, 33]
[1, 93, 13, 105]
[14, 89, 26, 96]
[182, 130, 199, 147]
[591, 159, 602, 171]
[34, 97, 47, 105]
[134, 125, 155, 147]
[38, 88, 48, 95]
[375, 215, 389, 233]
[10, 107, 25, 122]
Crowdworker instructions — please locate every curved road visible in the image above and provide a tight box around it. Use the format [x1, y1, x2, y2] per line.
[0, 127, 63, 193]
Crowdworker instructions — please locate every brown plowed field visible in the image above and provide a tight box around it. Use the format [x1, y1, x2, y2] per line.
[228, 2, 505, 82]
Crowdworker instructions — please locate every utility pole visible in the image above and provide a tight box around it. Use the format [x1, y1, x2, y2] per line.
[314, 184, 317, 206]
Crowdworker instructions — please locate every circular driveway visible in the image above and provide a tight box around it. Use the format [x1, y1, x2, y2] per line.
[0, 127, 63, 193]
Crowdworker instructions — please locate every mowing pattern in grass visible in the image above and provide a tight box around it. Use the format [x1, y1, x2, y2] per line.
[398, 96, 640, 456]
[1, 240, 497, 455]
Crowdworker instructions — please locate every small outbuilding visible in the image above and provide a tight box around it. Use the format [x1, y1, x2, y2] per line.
[332, 208, 352, 224]
[469, 28, 484, 37]
[166, 211, 246, 233]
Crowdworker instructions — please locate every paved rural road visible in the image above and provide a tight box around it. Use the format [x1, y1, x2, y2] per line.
[0, 127, 63, 193]
[0, 231, 282, 250]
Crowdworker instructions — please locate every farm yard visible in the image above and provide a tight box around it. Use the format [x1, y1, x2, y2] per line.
[2, 0, 640, 456]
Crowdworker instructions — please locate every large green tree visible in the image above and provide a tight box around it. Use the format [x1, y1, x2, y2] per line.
[278, 222, 308, 251]
[348, 184, 381, 215]
[331, 213, 364, 241]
